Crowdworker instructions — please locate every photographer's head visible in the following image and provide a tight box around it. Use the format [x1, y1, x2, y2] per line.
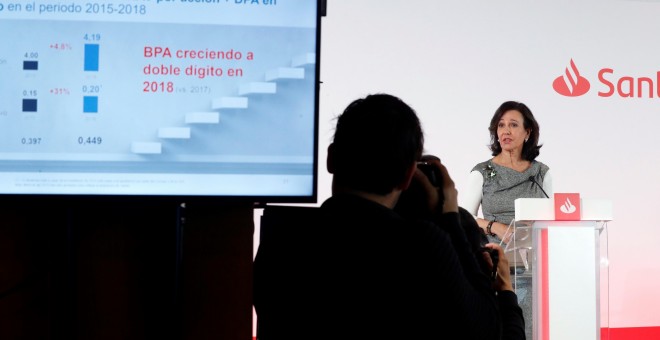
[328, 94, 424, 197]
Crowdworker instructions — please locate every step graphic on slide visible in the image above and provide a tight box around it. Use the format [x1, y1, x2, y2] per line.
[131, 142, 162, 154]
[292, 53, 316, 67]
[238, 82, 277, 95]
[265, 67, 304, 81]
[212, 96, 248, 110]
[131, 53, 316, 155]
[185, 112, 220, 124]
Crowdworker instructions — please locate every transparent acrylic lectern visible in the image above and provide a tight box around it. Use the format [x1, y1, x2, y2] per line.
[504, 198, 612, 340]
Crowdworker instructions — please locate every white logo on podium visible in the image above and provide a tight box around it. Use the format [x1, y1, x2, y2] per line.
[560, 198, 577, 214]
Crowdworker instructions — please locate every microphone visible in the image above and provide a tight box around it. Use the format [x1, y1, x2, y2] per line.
[528, 176, 549, 198]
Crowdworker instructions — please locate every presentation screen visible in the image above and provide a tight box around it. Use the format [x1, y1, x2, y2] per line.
[0, 0, 320, 202]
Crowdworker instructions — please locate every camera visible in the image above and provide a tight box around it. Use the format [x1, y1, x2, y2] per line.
[481, 247, 499, 281]
[394, 159, 445, 218]
[417, 161, 441, 187]
[417, 161, 444, 208]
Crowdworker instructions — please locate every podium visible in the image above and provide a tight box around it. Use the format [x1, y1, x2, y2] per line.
[506, 197, 613, 340]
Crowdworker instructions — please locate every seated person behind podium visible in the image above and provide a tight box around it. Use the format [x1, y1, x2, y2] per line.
[254, 93, 519, 339]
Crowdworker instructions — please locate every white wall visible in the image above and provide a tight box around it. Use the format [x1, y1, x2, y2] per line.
[264, 0, 660, 329]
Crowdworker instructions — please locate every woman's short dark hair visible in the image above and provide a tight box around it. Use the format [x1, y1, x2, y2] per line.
[488, 101, 542, 161]
[331, 94, 424, 195]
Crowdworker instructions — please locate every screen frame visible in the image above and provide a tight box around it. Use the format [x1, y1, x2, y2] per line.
[0, 0, 322, 204]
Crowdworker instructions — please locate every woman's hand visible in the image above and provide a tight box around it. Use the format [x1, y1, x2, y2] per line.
[481, 220, 514, 244]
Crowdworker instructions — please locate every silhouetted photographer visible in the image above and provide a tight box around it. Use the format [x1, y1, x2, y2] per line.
[396, 154, 525, 340]
[254, 94, 523, 340]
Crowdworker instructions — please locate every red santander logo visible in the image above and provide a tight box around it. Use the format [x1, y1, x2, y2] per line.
[553, 58, 660, 98]
[553, 59, 591, 97]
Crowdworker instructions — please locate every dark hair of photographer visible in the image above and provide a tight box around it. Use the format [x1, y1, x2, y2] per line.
[330, 94, 423, 195]
[488, 100, 542, 161]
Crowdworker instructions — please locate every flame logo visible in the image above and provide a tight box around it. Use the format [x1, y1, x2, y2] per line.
[559, 197, 577, 214]
[553, 59, 590, 97]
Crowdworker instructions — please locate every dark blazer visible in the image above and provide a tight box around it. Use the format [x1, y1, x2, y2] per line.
[254, 194, 506, 340]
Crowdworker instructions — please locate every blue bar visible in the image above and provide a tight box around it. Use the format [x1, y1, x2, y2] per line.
[23, 60, 38, 70]
[84, 44, 99, 71]
[22, 99, 37, 112]
[83, 96, 98, 113]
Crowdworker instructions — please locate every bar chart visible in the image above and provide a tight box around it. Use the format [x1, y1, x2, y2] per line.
[84, 44, 99, 72]
[12, 41, 104, 116]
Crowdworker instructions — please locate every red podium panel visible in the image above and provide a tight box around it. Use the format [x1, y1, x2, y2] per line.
[507, 198, 613, 340]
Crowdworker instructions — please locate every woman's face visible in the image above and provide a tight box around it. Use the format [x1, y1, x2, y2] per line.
[497, 110, 530, 154]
